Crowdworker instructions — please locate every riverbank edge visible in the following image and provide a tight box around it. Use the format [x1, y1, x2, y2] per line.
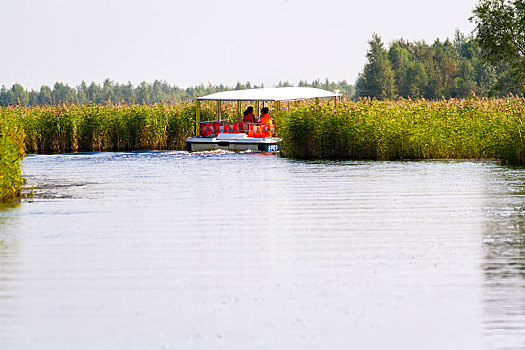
[0, 136, 24, 202]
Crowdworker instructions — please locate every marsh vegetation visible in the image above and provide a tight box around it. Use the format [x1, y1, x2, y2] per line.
[278, 98, 525, 164]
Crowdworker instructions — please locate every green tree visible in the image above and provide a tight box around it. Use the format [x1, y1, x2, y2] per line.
[277, 81, 293, 87]
[77, 81, 89, 105]
[52, 82, 75, 104]
[0, 86, 9, 106]
[430, 39, 459, 98]
[101, 79, 115, 103]
[152, 80, 163, 102]
[452, 60, 478, 97]
[136, 81, 153, 104]
[406, 62, 428, 97]
[28, 90, 39, 105]
[356, 34, 396, 99]
[471, 0, 525, 89]
[122, 82, 136, 103]
[39, 85, 53, 105]
[87, 82, 101, 103]
[388, 41, 411, 97]
[10, 84, 29, 106]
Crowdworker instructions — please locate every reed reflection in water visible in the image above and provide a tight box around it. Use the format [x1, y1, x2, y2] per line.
[481, 167, 525, 350]
[0, 152, 523, 349]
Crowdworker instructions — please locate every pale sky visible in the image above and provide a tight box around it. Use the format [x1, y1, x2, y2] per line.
[1, 0, 477, 90]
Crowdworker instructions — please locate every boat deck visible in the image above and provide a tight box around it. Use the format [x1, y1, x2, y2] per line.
[186, 133, 280, 152]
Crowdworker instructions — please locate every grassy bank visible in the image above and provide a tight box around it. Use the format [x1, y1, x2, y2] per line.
[0, 115, 25, 201]
[278, 98, 525, 164]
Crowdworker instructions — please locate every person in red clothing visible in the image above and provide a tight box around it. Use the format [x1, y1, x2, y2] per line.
[258, 107, 272, 124]
[258, 107, 273, 137]
[242, 106, 255, 123]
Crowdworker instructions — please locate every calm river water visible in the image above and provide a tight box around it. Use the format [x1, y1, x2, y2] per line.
[0, 151, 524, 349]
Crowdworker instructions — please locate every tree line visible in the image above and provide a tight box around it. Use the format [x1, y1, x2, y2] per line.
[357, 0, 525, 99]
[356, 31, 515, 99]
[0, 80, 262, 107]
[0, 79, 355, 107]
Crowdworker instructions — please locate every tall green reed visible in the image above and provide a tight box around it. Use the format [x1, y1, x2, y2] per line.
[278, 98, 525, 164]
[0, 112, 25, 201]
[3, 98, 525, 166]
[1, 103, 197, 153]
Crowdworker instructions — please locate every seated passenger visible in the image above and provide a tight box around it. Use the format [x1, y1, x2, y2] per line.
[259, 107, 273, 137]
[259, 107, 272, 125]
[242, 106, 255, 124]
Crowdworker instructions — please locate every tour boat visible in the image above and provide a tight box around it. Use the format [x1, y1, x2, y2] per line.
[185, 87, 341, 152]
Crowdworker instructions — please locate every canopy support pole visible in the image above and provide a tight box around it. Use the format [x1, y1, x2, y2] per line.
[196, 100, 201, 136]
[217, 100, 221, 122]
[237, 101, 241, 121]
[256, 101, 260, 120]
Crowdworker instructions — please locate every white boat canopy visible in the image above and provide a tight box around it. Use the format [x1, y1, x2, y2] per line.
[196, 87, 341, 101]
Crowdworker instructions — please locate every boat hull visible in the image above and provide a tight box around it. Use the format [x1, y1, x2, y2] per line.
[185, 134, 280, 152]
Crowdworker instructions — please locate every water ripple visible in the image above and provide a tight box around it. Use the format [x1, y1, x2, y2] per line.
[0, 153, 523, 349]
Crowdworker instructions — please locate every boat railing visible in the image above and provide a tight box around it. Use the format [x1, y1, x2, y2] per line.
[198, 121, 274, 138]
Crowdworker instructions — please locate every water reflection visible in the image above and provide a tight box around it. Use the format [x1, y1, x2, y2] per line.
[0, 239, 19, 298]
[0, 203, 20, 344]
[482, 167, 525, 349]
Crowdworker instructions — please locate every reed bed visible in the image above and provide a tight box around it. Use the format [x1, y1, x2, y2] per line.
[277, 98, 525, 164]
[0, 114, 25, 201]
[1, 97, 525, 168]
[0, 101, 272, 153]
[0, 103, 206, 153]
